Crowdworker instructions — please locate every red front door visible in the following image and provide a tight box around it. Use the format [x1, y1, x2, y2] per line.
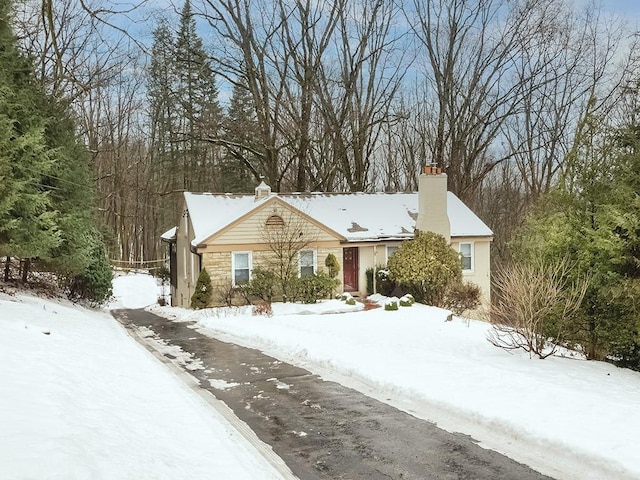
[343, 247, 359, 291]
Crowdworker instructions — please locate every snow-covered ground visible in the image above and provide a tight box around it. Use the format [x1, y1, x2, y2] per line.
[146, 281, 640, 480]
[4, 270, 640, 480]
[0, 271, 289, 480]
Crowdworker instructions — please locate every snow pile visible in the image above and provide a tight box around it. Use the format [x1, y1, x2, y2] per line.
[155, 297, 640, 480]
[108, 270, 162, 309]
[0, 288, 286, 479]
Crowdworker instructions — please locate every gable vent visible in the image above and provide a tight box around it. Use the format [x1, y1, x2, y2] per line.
[266, 214, 285, 227]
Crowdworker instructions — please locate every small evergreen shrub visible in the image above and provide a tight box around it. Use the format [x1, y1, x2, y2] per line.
[400, 294, 415, 307]
[244, 267, 278, 304]
[68, 240, 113, 305]
[292, 271, 339, 304]
[345, 297, 356, 306]
[384, 297, 399, 311]
[337, 292, 352, 301]
[365, 266, 396, 295]
[154, 264, 170, 282]
[376, 269, 396, 296]
[191, 268, 213, 309]
[325, 253, 340, 279]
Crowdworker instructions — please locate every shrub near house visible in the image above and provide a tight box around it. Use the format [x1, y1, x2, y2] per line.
[386, 231, 480, 312]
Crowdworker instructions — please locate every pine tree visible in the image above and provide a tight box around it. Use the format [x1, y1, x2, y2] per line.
[174, 0, 221, 192]
[0, 2, 60, 277]
[0, 2, 112, 301]
[148, 19, 180, 238]
[218, 78, 260, 192]
[512, 117, 640, 367]
[190, 268, 212, 309]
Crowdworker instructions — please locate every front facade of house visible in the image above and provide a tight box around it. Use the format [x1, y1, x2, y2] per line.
[161, 170, 493, 309]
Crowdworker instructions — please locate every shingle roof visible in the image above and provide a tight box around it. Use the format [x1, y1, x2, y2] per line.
[184, 191, 493, 246]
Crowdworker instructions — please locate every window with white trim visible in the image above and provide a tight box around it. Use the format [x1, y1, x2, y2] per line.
[386, 245, 399, 263]
[459, 242, 473, 271]
[232, 252, 252, 284]
[299, 249, 317, 277]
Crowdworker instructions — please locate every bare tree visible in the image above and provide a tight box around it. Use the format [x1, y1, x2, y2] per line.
[403, 0, 559, 202]
[503, 2, 627, 202]
[259, 209, 318, 301]
[315, 0, 407, 192]
[488, 259, 588, 359]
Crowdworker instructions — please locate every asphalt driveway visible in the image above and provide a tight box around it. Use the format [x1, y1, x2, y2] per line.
[112, 308, 555, 480]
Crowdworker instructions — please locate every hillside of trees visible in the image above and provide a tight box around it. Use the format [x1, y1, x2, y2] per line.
[3, 0, 640, 366]
[8, 0, 637, 269]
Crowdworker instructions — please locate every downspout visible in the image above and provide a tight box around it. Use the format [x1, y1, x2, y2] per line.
[373, 245, 377, 294]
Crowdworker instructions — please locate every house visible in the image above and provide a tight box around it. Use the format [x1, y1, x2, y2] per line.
[161, 168, 493, 308]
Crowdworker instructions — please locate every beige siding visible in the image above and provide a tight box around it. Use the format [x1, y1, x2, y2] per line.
[174, 206, 200, 308]
[451, 237, 491, 310]
[214, 202, 338, 245]
[355, 239, 491, 309]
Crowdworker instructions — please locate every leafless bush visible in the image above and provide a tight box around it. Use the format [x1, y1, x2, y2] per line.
[441, 281, 482, 316]
[252, 301, 273, 317]
[216, 280, 237, 307]
[488, 260, 588, 358]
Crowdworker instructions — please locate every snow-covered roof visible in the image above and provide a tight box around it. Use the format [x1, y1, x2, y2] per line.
[184, 191, 492, 246]
[160, 226, 177, 241]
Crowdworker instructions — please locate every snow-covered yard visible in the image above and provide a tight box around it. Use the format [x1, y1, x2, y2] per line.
[149, 285, 640, 480]
[0, 272, 289, 480]
[3, 270, 640, 480]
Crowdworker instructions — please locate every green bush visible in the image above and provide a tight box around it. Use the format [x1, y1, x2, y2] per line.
[399, 294, 414, 307]
[190, 268, 213, 309]
[345, 297, 356, 306]
[244, 267, 278, 304]
[366, 266, 396, 296]
[325, 253, 340, 279]
[387, 231, 462, 306]
[384, 298, 399, 311]
[292, 271, 339, 304]
[67, 239, 113, 305]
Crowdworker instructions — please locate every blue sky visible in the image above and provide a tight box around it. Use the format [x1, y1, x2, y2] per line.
[575, 0, 640, 15]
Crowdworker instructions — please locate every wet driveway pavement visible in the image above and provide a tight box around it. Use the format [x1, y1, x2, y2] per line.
[111, 308, 554, 480]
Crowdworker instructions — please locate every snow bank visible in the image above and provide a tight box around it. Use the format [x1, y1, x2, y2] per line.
[0, 290, 286, 480]
[108, 270, 162, 309]
[155, 299, 640, 480]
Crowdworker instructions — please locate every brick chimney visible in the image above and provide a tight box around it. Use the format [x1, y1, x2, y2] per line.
[416, 164, 451, 243]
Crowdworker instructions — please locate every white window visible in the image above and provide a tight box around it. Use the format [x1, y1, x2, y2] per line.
[299, 249, 317, 277]
[459, 243, 473, 271]
[386, 245, 399, 263]
[232, 252, 252, 284]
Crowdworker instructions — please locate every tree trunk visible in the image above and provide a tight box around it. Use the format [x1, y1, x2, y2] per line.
[4, 256, 10, 282]
[21, 258, 31, 284]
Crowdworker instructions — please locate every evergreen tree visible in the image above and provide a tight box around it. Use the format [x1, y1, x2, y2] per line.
[174, 0, 221, 192]
[0, 2, 112, 302]
[0, 2, 61, 275]
[218, 78, 260, 192]
[148, 19, 180, 237]
[513, 118, 640, 368]
[191, 268, 212, 309]
[147, 3, 222, 253]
